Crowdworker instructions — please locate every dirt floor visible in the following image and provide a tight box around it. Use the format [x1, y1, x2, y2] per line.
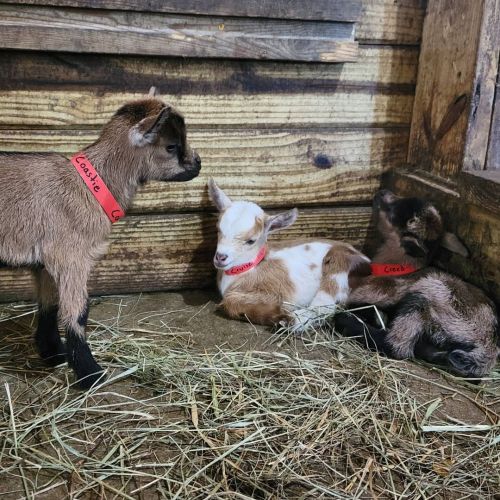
[0, 290, 499, 499]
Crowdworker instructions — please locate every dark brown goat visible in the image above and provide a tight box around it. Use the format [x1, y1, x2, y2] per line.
[333, 190, 499, 378]
[0, 88, 201, 388]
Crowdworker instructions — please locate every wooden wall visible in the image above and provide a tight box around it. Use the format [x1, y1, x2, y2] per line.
[0, 0, 425, 301]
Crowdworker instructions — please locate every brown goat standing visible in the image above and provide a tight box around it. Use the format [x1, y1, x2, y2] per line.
[0, 87, 201, 388]
[333, 190, 499, 378]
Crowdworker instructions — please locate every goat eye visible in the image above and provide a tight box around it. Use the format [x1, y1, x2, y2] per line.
[246, 239, 256, 245]
[166, 144, 177, 153]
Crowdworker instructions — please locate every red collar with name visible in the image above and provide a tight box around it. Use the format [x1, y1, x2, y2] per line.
[70, 153, 125, 223]
[370, 263, 418, 276]
[225, 246, 267, 276]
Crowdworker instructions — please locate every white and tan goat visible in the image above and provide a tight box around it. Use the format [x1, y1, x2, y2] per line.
[208, 179, 369, 327]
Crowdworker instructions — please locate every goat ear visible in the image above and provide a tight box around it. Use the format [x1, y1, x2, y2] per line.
[441, 232, 469, 257]
[424, 205, 443, 240]
[129, 107, 171, 147]
[208, 178, 232, 211]
[148, 86, 158, 97]
[401, 235, 427, 258]
[348, 253, 372, 276]
[265, 208, 298, 234]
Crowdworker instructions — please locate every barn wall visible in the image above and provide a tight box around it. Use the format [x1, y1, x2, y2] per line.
[0, 0, 425, 301]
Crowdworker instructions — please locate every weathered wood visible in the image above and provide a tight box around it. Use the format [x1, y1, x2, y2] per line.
[0, 207, 374, 302]
[0, 4, 358, 62]
[458, 170, 500, 216]
[0, 90, 414, 128]
[408, 0, 500, 178]
[0, 0, 363, 22]
[357, 0, 425, 44]
[388, 169, 500, 305]
[486, 58, 500, 169]
[0, 47, 419, 93]
[463, 0, 500, 172]
[0, 128, 409, 211]
[0, 0, 425, 44]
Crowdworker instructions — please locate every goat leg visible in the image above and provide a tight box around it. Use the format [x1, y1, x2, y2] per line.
[33, 267, 66, 366]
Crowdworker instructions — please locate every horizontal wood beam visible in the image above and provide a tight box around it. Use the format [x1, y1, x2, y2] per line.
[0, 0, 363, 22]
[0, 128, 409, 212]
[0, 90, 414, 128]
[0, 0, 426, 45]
[0, 47, 419, 93]
[0, 4, 358, 62]
[0, 207, 374, 302]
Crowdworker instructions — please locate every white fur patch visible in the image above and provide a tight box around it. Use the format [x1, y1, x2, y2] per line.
[129, 127, 148, 147]
[332, 271, 349, 303]
[270, 242, 332, 306]
[310, 290, 336, 307]
[219, 201, 263, 237]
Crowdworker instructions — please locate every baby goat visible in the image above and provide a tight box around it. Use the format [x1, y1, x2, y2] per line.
[335, 190, 499, 378]
[0, 87, 201, 388]
[208, 179, 368, 326]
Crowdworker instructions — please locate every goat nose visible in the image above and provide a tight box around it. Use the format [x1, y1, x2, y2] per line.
[216, 252, 228, 262]
[194, 153, 201, 168]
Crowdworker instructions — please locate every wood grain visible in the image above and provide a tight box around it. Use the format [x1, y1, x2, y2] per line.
[459, 170, 500, 216]
[408, 0, 500, 177]
[0, 0, 425, 44]
[0, 207, 374, 302]
[0, 128, 409, 211]
[0, 46, 419, 93]
[0, 4, 358, 62]
[357, 0, 425, 44]
[0, 0, 363, 23]
[462, 0, 500, 171]
[486, 60, 500, 169]
[0, 90, 414, 128]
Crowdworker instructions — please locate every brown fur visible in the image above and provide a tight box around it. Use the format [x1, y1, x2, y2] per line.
[341, 190, 498, 378]
[240, 217, 265, 242]
[219, 257, 295, 325]
[0, 92, 200, 388]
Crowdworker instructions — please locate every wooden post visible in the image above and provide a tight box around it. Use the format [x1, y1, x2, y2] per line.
[408, 0, 500, 178]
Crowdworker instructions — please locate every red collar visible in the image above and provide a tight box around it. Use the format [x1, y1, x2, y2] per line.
[224, 246, 267, 276]
[70, 153, 125, 223]
[370, 263, 418, 276]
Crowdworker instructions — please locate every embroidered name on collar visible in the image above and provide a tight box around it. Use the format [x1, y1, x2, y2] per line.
[370, 263, 418, 276]
[71, 153, 125, 223]
[225, 246, 267, 275]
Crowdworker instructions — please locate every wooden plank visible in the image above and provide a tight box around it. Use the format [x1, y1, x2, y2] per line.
[357, 0, 425, 44]
[462, 0, 500, 171]
[0, 0, 363, 23]
[0, 128, 409, 211]
[408, 0, 500, 178]
[0, 46, 419, 92]
[0, 0, 425, 44]
[0, 207, 374, 302]
[0, 4, 358, 62]
[0, 90, 414, 128]
[486, 57, 500, 169]
[459, 170, 500, 216]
